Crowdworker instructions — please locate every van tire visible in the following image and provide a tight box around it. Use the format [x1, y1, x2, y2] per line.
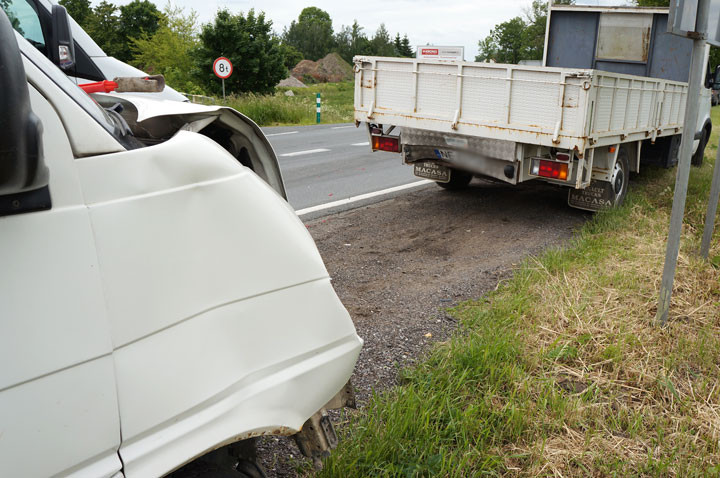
[436, 169, 472, 190]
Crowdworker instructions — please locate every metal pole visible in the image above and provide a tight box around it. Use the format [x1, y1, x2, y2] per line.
[316, 93, 321, 123]
[656, 0, 710, 326]
[700, 144, 720, 258]
[222, 78, 226, 101]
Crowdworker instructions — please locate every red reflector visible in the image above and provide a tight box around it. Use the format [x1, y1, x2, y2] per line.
[538, 160, 568, 180]
[372, 135, 399, 153]
[555, 152, 570, 162]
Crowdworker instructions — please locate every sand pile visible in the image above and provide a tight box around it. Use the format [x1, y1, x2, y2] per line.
[276, 76, 307, 88]
[291, 53, 353, 83]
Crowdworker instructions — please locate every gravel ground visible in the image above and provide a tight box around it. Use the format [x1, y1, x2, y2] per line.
[258, 179, 588, 476]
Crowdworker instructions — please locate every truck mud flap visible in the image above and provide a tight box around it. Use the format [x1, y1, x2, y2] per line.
[568, 181, 614, 211]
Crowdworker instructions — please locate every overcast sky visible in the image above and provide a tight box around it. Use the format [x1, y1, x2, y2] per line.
[98, 0, 544, 60]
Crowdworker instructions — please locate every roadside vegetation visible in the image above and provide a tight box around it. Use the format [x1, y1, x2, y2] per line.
[319, 110, 720, 476]
[220, 81, 353, 127]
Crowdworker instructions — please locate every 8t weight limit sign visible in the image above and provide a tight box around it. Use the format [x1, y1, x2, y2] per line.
[213, 56, 233, 99]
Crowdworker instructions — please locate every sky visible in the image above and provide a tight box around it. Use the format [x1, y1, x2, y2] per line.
[95, 0, 541, 60]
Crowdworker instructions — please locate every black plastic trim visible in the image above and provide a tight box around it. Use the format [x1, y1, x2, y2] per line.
[0, 185, 51, 217]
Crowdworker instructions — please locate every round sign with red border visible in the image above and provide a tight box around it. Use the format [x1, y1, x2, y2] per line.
[213, 57, 233, 79]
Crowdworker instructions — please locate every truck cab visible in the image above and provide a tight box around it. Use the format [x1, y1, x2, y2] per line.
[0, 8, 361, 477]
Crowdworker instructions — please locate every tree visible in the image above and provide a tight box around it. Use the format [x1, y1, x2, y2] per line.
[131, 4, 200, 92]
[400, 34, 414, 57]
[59, 0, 92, 28]
[475, 1, 549, 64]
[283, 7, 334, 61]
[369, 23, 395, 57]
[476, 16, 526, 63]
[195, 9, 286, 95]
[393, 33, 402, 56]
[0, 0, 22, 32]
[334, 20, 370, 64]
[278, 42, 302, 70]
[523, 0, 547, 60]
[85, 1, 123, 59]
[116, 0, 162, 61]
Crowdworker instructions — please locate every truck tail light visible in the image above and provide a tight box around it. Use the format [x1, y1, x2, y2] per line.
[371, 135, 399, 153]
[531, 158, 568, 180]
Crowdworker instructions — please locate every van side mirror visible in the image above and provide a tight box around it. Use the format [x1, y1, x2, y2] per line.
[49, 5, 74, 70]
[0, 9, 50, 213]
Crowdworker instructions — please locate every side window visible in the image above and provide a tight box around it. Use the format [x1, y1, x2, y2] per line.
[0, 0, 46, 53]
[596, 13, 652, 63]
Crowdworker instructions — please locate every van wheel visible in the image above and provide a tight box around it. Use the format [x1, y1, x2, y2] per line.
[610, 147, 629, 207]
[436, 169, 472, 190]
[692, 128, 709, 166]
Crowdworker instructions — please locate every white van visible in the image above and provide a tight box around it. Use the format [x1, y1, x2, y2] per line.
[2, 0, 189, 101]
[0, 8, 361, 477]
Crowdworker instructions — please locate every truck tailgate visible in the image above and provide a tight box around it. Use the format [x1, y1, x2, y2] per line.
[354, 56, 688, 153]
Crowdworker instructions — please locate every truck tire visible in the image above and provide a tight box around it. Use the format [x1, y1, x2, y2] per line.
[436, 169, 472, 190]
[691, 127, 709, 167]
[610, 147, 629, 207]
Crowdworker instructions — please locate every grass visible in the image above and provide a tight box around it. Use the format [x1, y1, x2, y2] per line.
[318, 108, 720, 477]
[217, 81, 354, 127]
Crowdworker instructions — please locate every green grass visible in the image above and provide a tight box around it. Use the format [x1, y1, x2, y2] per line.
[217, 81, 354, 127]
[318, 109, 720, 477]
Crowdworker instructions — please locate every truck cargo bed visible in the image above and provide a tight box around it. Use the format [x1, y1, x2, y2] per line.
[354, 56, 688, 154]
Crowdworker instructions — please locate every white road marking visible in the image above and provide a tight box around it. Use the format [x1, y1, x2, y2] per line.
[352, 142, 369, 146]
[265, 131, 299, 137]
[296, 180, 433, 217]
[280, 148, 330, 157]
[331, 125, 355, 129]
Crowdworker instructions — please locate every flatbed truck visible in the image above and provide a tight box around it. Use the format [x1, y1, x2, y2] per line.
[355, 5, 715, 210]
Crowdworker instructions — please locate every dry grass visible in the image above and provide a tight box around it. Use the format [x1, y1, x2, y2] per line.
[515, 203, 720, 476]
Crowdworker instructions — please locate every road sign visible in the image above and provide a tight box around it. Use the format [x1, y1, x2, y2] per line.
[668, 0, 720, 46]
[213, 57, 233, 79]
[416, 46, 464, 61]
[656, 0, 712, 325]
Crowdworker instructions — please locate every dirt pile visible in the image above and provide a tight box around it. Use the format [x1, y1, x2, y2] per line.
[291, 53, 353, 83]
[275, 76, 307, 88]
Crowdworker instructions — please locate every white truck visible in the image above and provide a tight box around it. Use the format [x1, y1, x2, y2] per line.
[0, 8, 361, 478]
[355, 5, 715, 210]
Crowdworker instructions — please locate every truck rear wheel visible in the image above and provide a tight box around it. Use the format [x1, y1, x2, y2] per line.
[691, 127, 709, 167]
[610, 147, 629, 207]
[436, 169, 472, 190]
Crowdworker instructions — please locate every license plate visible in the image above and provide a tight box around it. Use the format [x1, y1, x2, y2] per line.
[414, 161, 451, 183]
[433, 149, 454, 160]
[568, 181, 614, 211]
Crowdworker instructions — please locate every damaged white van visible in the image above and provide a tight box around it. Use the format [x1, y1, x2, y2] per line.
[0, 8, 361, 478]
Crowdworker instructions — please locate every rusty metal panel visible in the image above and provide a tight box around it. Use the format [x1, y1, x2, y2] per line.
[596, 13, 653, 62]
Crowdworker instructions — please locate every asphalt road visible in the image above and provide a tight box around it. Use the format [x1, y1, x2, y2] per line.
[262, 123, 418, 210]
